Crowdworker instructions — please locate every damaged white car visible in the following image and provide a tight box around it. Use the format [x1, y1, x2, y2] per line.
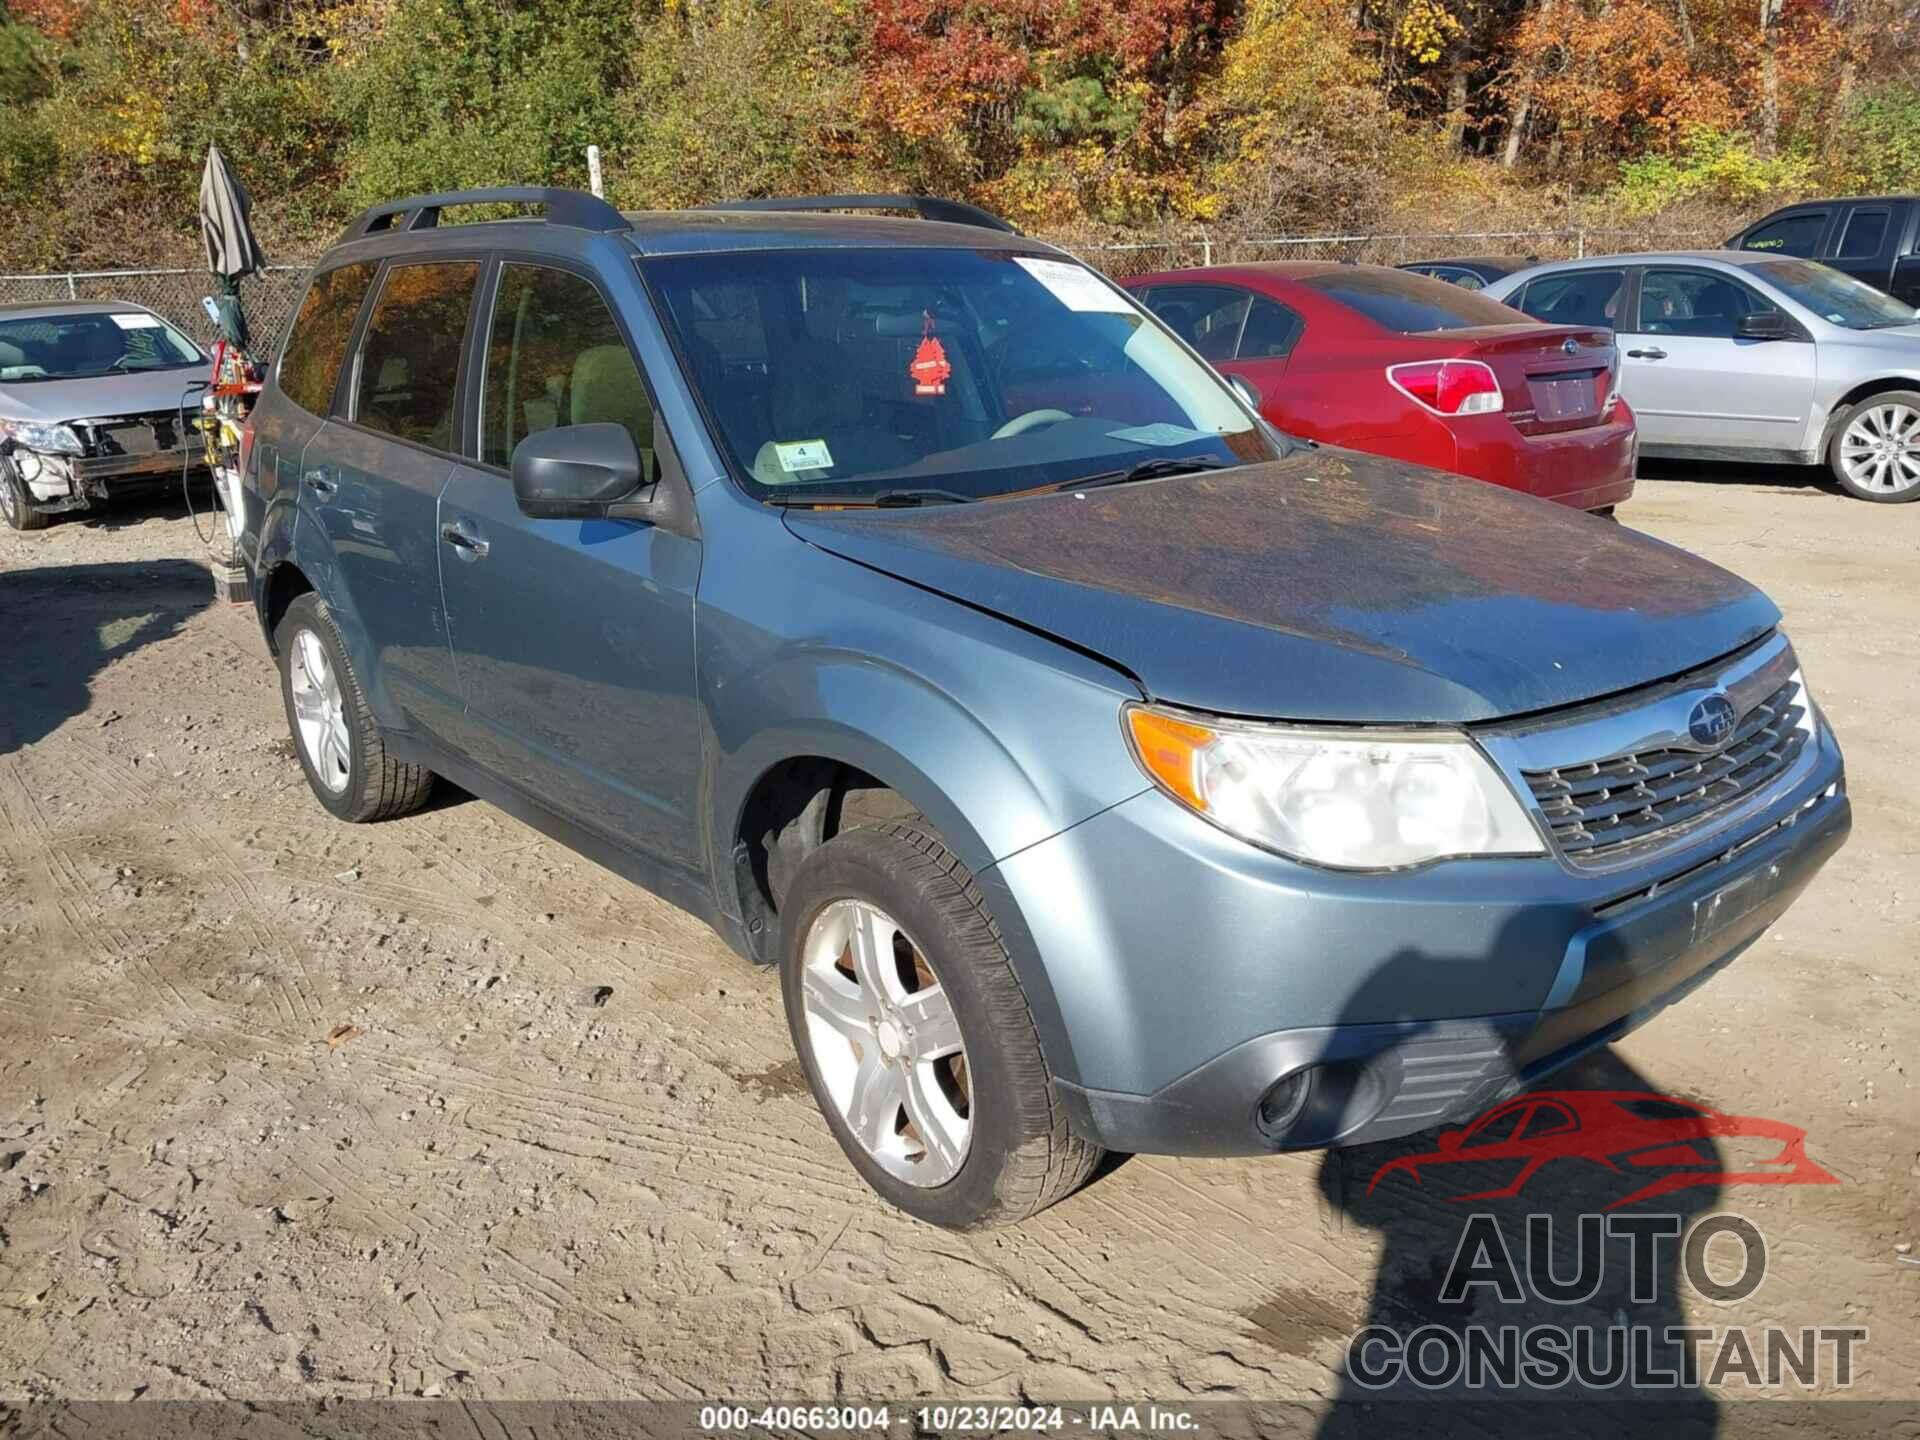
[0, 301, 209, 531]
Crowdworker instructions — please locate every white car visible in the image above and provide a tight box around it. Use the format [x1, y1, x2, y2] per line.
[1484, 251, 1920, 501]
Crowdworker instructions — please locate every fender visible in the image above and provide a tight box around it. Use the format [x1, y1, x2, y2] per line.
[255, 490, 398, 731]
[698, 507, 1152, 1091]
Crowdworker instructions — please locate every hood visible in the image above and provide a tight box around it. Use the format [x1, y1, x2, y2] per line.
[783, 448, 1780, 724]
[0, 368, 209, 426]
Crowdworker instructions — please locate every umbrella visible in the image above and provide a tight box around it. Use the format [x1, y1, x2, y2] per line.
[199, 143, 267, 349]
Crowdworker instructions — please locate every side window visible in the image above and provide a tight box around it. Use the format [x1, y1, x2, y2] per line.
[1445, 269, 1487, 291]
[351, 261, 478, 450]
[1838, 208, 1890, 260]
[482, 264, 655, 474]
[1740, 211, 1827, 258]
[1515, 269, 1625, 328]
[1238, 297, 1304, 359]
[1637, 269, 1774, 339]
[1143, 284, 1250, 362]
[277, 262, 377, 418]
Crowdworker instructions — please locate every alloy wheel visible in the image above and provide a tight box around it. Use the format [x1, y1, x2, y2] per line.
[798, 898, 972, 1186]
[1840, 402, 1920, 496]
[289, 628, 351, 794]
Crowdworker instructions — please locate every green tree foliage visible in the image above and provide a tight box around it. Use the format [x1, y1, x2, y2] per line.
[0, 0, 1910, 266]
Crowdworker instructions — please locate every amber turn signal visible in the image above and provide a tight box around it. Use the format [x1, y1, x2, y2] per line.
[1123, 706, 1216, 811]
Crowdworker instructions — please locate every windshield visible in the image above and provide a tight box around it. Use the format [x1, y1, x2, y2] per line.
[1747, 258, 1919, 330]
[0, 310, 202, 383]
[641, 248, 1281, 503]
[1298, 267, 1528, 333]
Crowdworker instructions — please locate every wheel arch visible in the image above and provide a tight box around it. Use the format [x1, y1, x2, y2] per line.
[1820, 376, 1920, 452]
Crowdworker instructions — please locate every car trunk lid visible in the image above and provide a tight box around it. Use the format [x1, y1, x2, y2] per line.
[1418, 323, 1618, 435]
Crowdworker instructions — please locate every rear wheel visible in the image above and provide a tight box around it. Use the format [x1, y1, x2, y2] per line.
[0, 459, 49, 531]
[275, 592, 434, 822]
[1829, 392, 1920, 501]
[781, 821, 1101, 1228]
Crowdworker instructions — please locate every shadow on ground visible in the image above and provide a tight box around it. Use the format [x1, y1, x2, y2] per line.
[0, 559, 212, 757]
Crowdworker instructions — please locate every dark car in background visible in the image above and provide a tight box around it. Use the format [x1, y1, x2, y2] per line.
[1399, 256, 1536, 291]
[1125, 262, 1636, 511]
[1730, 196, 1920, 307]
[240, 188, 1845, 1229]
[0, 301, 210, 531]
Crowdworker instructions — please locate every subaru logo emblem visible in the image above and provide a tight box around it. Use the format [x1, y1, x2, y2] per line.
[1688, 694, 1738, 748]
[1561, 337, 1580, 356]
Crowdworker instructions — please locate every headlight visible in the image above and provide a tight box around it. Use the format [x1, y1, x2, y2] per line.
[0, 419, 84, 455]
[1124, 703, 1545, 870]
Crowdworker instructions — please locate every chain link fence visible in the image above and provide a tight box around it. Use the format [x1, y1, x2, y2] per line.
[0, 265, 314, 352]
[1062, 228, 1727, 278]
[0, 228, 1727, 341]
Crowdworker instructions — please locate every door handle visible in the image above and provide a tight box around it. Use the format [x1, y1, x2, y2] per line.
[440, 521, 490, 559]
[302, 467, 337, 498]
[1626, 347, 1668, 360]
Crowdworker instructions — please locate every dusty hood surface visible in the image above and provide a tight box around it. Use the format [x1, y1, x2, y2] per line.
[783, 448, 1781, 724]
[0, 369, 209, 426]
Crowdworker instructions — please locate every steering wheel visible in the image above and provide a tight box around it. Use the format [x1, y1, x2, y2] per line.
[991, 408, 1074, 440]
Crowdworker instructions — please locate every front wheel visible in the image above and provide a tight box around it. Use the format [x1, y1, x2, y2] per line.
[0, 458, 49, 531]
[780, 821, 1102, 1228]
[1829, 392, 1920, 501]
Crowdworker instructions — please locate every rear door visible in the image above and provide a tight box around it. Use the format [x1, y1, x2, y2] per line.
[1618, 266, 1815, 453]
[299, 257, 481, 740]
[437, 257, 704, 873]
[1136, 284, 1250, 365]
[1827, 203, 1896, 291]
[1218, 294, 1305, 414]
[245, 261, 377, 567]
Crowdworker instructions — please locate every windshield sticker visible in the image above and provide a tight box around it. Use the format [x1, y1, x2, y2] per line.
[1014, 257, 1135, 314]
[1108, 423, 1209, 448]
[909, 313, 951, 396]
[774, 438, 835, 473]
[108, 312, 163, 330]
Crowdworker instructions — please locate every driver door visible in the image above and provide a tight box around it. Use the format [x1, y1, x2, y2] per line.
[437, 258, 704, 874]
[1618, 267, 1817, 453]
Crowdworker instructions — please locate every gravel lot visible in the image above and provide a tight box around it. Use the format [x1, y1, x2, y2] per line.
[0, 463, 1915, 1417]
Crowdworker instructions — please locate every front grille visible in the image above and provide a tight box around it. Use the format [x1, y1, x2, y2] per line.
[83, 410, 186, 458]
[1523, 678, 1807, 863]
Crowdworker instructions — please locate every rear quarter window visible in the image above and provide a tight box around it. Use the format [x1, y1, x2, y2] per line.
[277, 262, 378, 417]
[1298, 268, 1524, 332]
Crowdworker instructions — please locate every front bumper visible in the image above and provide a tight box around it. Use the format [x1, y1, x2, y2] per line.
[988, 715, 1847, 1158]
[6, 444, 205, 515]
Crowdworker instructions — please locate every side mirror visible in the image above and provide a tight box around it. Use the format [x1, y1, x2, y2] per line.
[511, 423, 646, 520]
[1227, 374, 1263, 410]
[1736, 310, 1791, 341]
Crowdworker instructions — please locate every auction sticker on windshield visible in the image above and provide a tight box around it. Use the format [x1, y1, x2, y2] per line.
[1014, 257, 1134, 314]
[774, 439, 835, 473]
[108, 313, 164, 329]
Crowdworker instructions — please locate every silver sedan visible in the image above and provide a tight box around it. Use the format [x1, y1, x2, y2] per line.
[1484, 251, 1920, 502]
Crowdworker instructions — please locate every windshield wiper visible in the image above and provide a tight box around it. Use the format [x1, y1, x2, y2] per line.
[1060, 455, 1230, 492]
[765, 486, 976, 508]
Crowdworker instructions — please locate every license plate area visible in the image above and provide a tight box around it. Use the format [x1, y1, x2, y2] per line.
[1691, 861, 1783, 947]
[1527, 372, 1600, 424]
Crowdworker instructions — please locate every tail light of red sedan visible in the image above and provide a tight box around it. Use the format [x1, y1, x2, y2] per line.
[1386, 359, 1504, 417]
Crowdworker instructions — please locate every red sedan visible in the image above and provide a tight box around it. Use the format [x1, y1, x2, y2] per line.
[1122, 263, 1637, 512]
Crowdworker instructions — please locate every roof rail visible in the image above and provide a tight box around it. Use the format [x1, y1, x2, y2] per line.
[338, 186, 630, 244]
[695, 194, 1019, 234]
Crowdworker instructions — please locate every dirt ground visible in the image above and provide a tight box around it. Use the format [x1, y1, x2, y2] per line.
[1, 462, 1915, 1416]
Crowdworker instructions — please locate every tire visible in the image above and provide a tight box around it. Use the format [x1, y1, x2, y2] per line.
[0, 458, 49, 531]
[1827, 390, 1920, 502]
[780, 821, 1101, 1229]
[1592, 505, 1618, 520]
[275, 592, 434, 822]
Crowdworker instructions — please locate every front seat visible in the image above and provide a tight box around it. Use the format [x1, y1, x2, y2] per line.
[751, 336, 914, 485]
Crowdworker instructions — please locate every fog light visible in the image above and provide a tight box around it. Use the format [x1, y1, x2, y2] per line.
[1256, 1071, 1312, 1140]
